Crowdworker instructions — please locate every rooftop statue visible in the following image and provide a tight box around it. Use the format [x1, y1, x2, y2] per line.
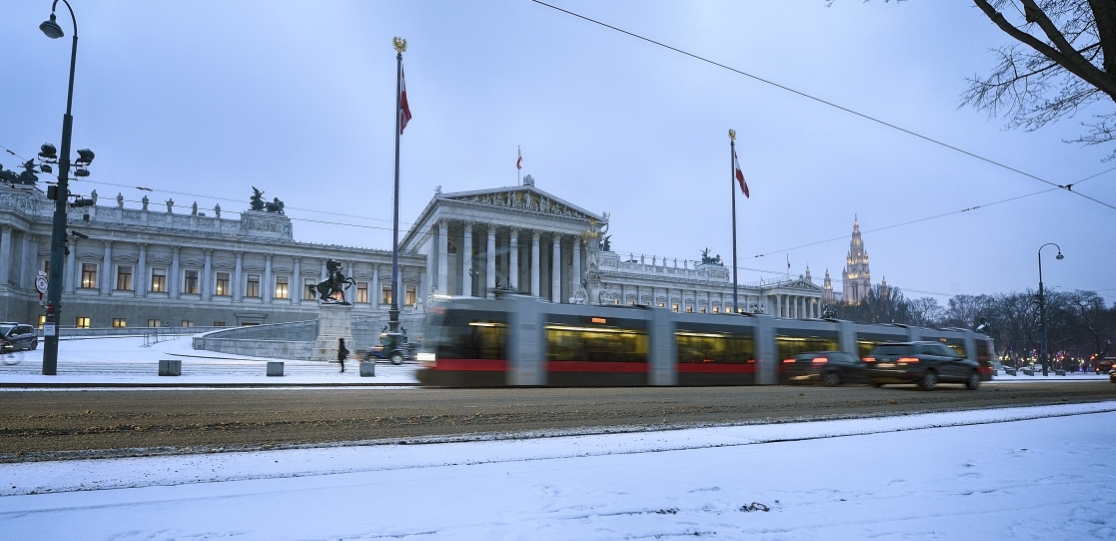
[700, 248, 724, 266]
[250, 186, 266, 211]
[265, 197, 285, 214]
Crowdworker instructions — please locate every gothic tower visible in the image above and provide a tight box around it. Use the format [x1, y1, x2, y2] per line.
[823, 269, 834, 303]
[842, 216, 871, 304]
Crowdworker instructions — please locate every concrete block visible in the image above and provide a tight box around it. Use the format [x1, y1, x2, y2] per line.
[1055, 369, 1066, 376]
[1004, 367, 1017, 376]
[360, 361, 376, 377]
[267, 361, 284, 377]
[1023, 369, 1034, 376]
[159, 360, 182, 376]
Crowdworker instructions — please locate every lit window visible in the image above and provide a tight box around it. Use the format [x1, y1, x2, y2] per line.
[116, 266, 133, 291]
[382, 285, 393, 305]
[713, 306, 720, 313]
[303, 278, 316, 300]
[150, 268, 167, 292]
[672, 304, 679, 312]
[81, 263, 98, 289]
[246, 274, 260, 298]
[215, 272, 230, 296]
[37, 315, 45, 329]
[147, 319, 162, 328]
[75, 317, 91, 329]
[112, 318, 126, 328]
[274, 276, 289, 299]
[686, 305, 694, 313]
[657, 303, 664, 307]
[181, 320, 194, 328]
[700, 308, 706, 314]
[357, 282, 368, 303]
[406, 286, 417, 306]
[183, 270, 199, 294]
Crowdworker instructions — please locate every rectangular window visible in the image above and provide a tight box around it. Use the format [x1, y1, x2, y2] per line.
[112, 318, 126, 328]
[81, 263, 98, 289]
[274, 276, 289, 299]
[304, 278, 316, 300]
[699, 308, 707, 314]
[151, 268, 167, 292]
[213, 321, 226, 327]
[147, 319, 162, 328]
[75, 317, 91, 329]
[37, 315, 45, 329]
[181, 320, 194, 328]
[116, 265, 133, 291]
[43, 260, 50, 274]
[686, 305, 694, 313]
[657, 303, 665, 308]
[357, 282, 368, 303]
[381, 285, 393, 305]
[406, 285, 417, 306]
[712, 306, 720, 313]
[672, 304, 679, 313]
[246, 274, 260, 298]
[183, 270, 199, 294]
[215, 272, 230, 296]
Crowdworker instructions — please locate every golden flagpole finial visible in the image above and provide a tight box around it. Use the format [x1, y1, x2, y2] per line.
[392, 37, 407, 54]
[728, 129, 736, 141]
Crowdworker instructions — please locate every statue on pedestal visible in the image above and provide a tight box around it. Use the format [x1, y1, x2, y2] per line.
[309, 259, 356, 305]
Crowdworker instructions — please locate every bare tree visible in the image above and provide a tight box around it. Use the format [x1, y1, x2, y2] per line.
[965, 1, 1116, 157]
[908, 297, 945, 327]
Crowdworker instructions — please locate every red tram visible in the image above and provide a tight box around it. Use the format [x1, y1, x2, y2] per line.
[416, 295, 996, 387]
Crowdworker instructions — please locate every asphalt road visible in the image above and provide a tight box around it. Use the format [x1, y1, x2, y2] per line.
[2, 381, 1113, 462]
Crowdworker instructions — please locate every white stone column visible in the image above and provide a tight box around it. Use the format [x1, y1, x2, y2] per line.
[508, 228, 519, 292]
[100, 240, 112, 295]
[292, 256, 302, 305]
[486, 225, 496, 292]
[462, 222, 473, 297]
[233, 251, 244, 302]
[572, 236, 581, 290]
[437, 219, 448, 295]
[0, 226, 11, 287]
[263, 254, 273, 303]
[372, 264, 381, 309]
[530, 230, 540, 297]
[170, 247, 181, 299]
[137, 243, 147, 297]
[775, 294, 782, 318]
[202, 249, 213, 301]
[551, 234, 561, 303]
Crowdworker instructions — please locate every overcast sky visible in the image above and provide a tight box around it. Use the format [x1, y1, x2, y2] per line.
[2, 1, 1112, 303]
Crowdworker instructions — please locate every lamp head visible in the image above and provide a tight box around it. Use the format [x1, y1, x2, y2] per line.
[1056, 252, 1064, 260]
[39, 13, 64, 39]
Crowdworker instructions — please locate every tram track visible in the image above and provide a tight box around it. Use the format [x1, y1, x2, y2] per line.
[1, 381, 1113, 462]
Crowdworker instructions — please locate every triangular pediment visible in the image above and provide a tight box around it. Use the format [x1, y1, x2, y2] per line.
[438, 186, 603, 222]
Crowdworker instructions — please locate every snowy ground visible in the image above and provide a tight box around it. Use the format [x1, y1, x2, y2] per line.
[1, 402, 1114, 540]
[0, 335, 419, 385]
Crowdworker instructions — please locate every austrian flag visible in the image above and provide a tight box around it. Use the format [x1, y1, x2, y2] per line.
[399, 65, 412, 134]
[733, 148, 749, 198]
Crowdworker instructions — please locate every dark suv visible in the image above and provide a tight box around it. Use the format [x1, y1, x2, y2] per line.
[864, 341, 981, 391]
[0, 323, 38, 352]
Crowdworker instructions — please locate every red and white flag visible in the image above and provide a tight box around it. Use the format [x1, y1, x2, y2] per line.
[517, 146, 522, 170]
[733, 148, 749, 198]
[399, 64, 413, 134]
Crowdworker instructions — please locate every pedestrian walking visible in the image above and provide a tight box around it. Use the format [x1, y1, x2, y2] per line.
[338, 338, 350, 373]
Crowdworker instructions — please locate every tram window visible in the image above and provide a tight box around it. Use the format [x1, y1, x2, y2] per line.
[546, 325, 648, 363]
[777, 335, 838, 360]
[676, 331, 754, 364]
[976, 341, 992, 363]
[945, 342, 966, 358]
[856, 333, 906, 358]
[432, 309, 508, 360]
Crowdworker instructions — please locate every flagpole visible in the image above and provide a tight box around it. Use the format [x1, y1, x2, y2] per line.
[390, 37, 406, 334]
[518, 145, 521, 186]
[729, 129, 738, 313]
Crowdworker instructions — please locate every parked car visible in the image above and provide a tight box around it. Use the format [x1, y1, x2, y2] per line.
[864, 341, 982, 391]
[0, 323, 38, 352]
[782, 351, 869, 386]
[363, 331, 415, 365]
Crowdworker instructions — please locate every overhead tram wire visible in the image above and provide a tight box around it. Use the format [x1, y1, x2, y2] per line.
[530, 0, 1116, 212]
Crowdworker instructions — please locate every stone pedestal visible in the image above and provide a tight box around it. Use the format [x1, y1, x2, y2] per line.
[314, 303, 355, 362]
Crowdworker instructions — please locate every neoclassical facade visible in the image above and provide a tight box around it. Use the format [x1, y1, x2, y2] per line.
[0, 178, 825, 329]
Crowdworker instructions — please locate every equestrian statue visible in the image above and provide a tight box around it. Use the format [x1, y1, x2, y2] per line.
[309, 259, 356, 305]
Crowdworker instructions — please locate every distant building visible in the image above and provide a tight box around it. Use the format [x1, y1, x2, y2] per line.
[841, 217, 872, 304]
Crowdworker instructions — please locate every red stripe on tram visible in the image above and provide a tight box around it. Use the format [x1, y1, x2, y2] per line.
[676, 363, 756, 374]
[547, 361, 649, 373]
[430, 359, 508, 371]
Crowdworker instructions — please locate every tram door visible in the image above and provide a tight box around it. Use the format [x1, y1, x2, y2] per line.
[508, 296, 546, 386]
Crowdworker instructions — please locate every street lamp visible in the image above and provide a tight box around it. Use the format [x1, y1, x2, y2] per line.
[1037, 242, 1064, 377]
[39, 0, 83, 376]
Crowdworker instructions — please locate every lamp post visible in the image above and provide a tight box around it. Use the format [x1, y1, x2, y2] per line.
[39, 0, 82, 375]
[1037, 242, 1064, 377]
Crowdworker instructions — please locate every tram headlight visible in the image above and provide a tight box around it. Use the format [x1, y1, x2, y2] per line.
[417, 352, 436, 362]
